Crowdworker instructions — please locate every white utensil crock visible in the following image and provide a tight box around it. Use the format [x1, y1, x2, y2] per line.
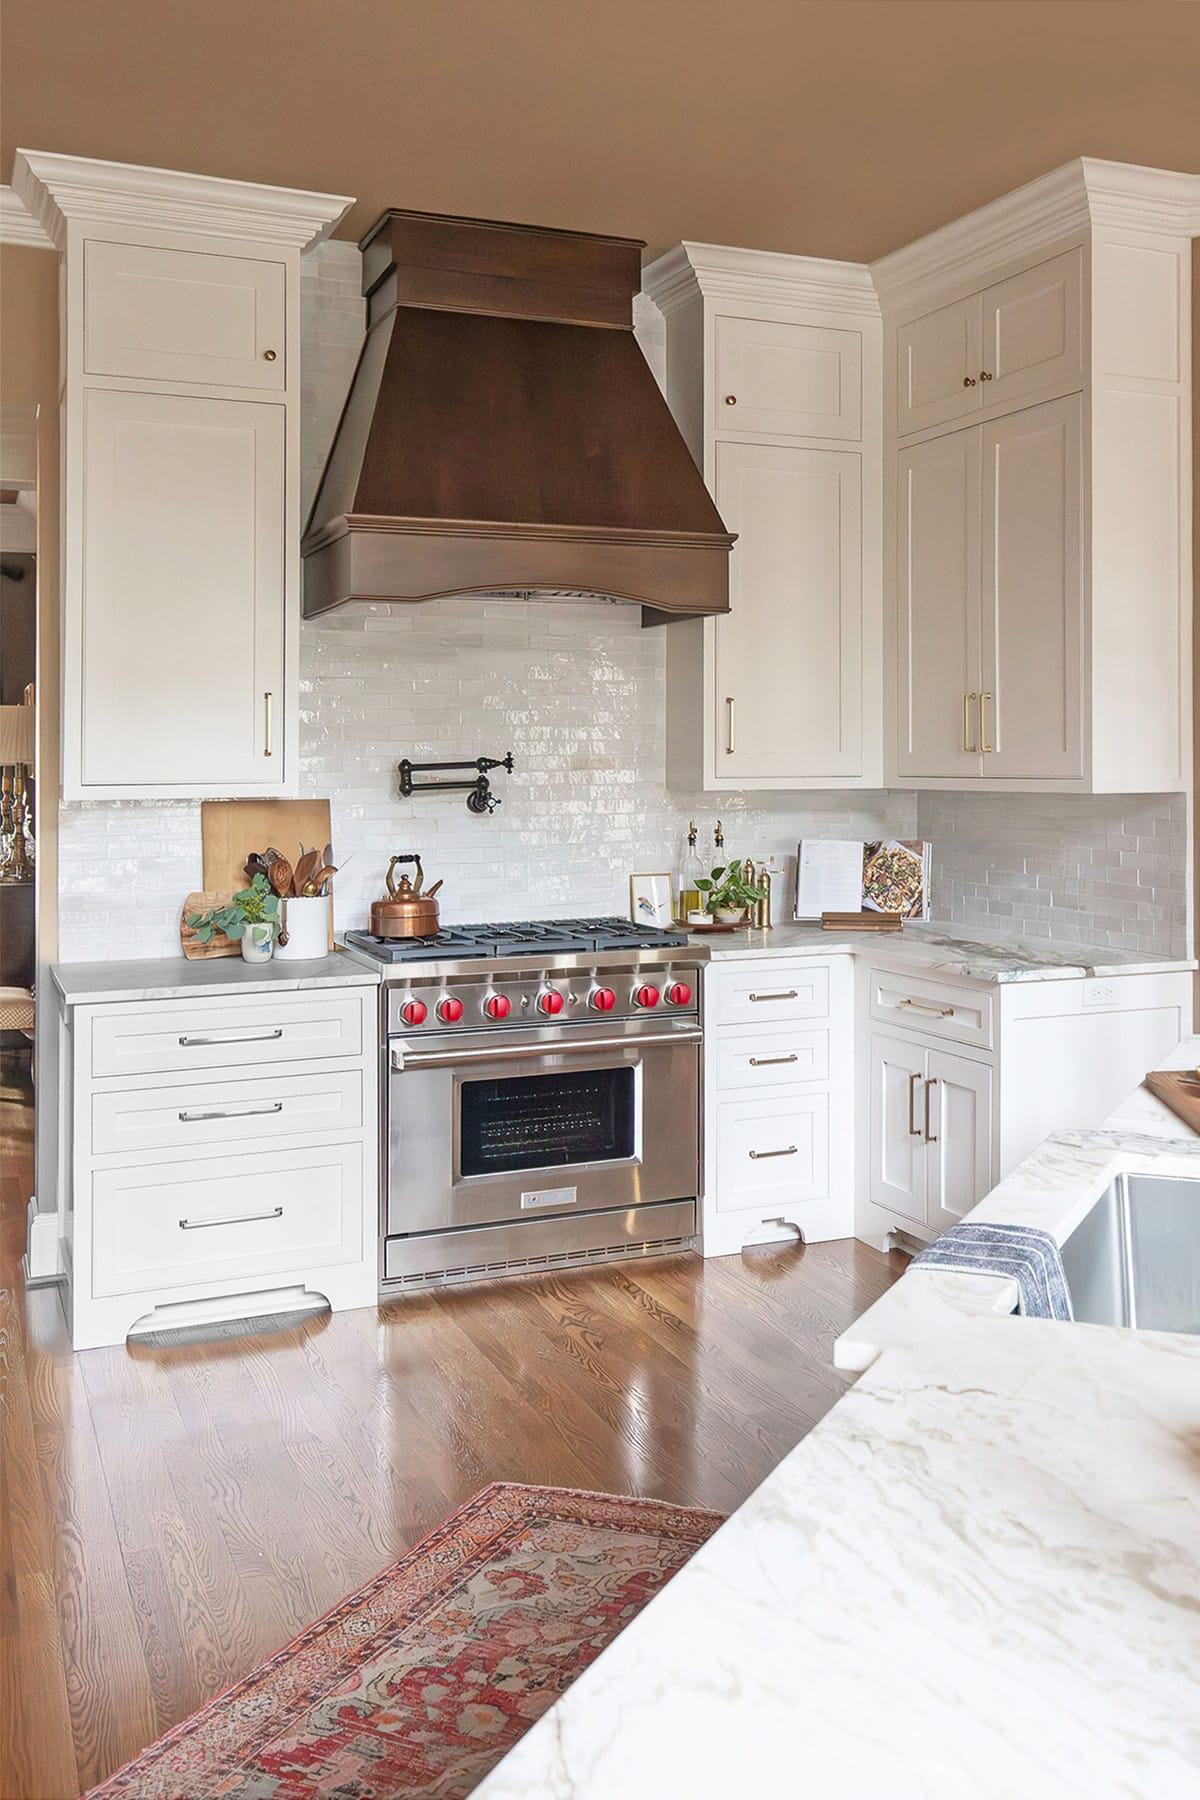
[274, 896, 329, 961]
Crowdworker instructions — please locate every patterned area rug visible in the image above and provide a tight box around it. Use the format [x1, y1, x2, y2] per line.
[85, 1482, 722, 1800]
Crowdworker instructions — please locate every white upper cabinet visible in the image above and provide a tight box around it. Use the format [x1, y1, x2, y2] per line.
[643, 244, 882, 791]
[11, 151, 350, 800]
[715, 314, 862, 440]
[84, 240, 287, 390]
[876, 161, 1193, 793]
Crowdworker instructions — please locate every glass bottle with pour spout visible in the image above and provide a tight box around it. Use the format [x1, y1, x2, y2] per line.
[679, 819, 705, 919]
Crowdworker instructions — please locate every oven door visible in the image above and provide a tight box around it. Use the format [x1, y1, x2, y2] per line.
[387, 1030, 701, 1237]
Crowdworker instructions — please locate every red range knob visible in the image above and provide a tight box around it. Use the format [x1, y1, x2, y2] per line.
[400, 998, 428, 1026]
[634, 984, 660, 1008]
[483, 993, 511, 1020]
[537, 989, 565, 1016]
[665, 982, 693, 1007]
[436, 996, 465, 1024]
[589, 987, 617, 1013]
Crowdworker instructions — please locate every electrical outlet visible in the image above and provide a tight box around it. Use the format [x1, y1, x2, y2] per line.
[1082, 979, 1118, 1008]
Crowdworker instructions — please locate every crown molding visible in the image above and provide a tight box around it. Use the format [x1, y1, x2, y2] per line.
[11, 149, 353, 251]
[644, 240, 879, 318]
[870, 158, 1200, 313]
[0, 185, 54, 249]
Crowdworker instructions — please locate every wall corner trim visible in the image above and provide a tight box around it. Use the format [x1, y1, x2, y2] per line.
[11, 149, 354, 251]
[0, 184, 55, 249]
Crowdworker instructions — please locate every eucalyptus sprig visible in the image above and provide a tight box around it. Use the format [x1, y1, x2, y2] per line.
[188, 873, 281, 944]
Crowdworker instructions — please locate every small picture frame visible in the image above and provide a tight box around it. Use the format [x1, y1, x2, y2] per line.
[629, 872, 675, 930]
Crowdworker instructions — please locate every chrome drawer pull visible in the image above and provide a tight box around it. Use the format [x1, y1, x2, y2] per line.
[749, 1054, 799, 1067]
[898, 999, 954, 1019]
[177, 1102, 284, 1123]
[179, 1204, 284, 1231]
[748, 990, 799, 1003]
[749, 1145, 798, 1160]
[178, 1028, 284, 1047]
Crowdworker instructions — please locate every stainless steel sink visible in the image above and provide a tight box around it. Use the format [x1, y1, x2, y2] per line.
[1061, 1173, 1200, 1333]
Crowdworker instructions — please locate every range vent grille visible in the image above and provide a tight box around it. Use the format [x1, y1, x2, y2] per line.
[386, 1232, 697, 1290]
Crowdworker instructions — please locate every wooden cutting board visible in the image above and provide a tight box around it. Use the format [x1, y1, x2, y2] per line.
[1143, 1069, 1200, 1134]
[201, 799, 333, 893]
[180, 892, 238, 958]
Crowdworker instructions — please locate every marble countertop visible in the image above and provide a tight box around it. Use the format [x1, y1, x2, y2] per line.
[52, 949, 380, 1006]
[476, 1035, 1200, 1800]
[693, 917, 1196, 983]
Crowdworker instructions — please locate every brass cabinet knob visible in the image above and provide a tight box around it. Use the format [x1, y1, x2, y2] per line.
[962, 376, 977, 388]
[980, 370, 993, 381]
[724, 394, 737, 405]
[263, 349, 278, 362]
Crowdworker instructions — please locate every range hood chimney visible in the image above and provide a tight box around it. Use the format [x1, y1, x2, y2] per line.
[302, 209, 734, 621]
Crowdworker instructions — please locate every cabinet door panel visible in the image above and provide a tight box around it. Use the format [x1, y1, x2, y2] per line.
[896, 295, 982, 436]
[85, 240, 286, 389]
[924, 1048, 993, 1235]
[714, 442, 862, 781]
[79, 389, 285, 789]
[867, 1033, 926, 1222]
[982, 250, 1082, 411]
[895, 428, 981, 780]
[980, 394, 1083, 780]
[715, 315, 861, 440]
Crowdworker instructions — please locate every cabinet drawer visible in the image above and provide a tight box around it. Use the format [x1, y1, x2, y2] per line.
[715, 314, 862, 440]
[709, 962, 831, 1028]
[714, 1027, 829, 1093]
[713, 1094, 829, 1214]
[90, 1067, 364, 1155]
[91, 1141, 364, 1298]
[867, 967, 993, 1050]
[89, 993, 365, 1078]
[84, 239, 286, 389]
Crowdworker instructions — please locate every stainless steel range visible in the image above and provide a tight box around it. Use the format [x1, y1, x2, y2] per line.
[345, 919, 708, 1291]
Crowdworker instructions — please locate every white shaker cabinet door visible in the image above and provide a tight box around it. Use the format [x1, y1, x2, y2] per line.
[895, 294, 982, 436]
[895, 427, 982, 780]
[714, 440, 863, 782]
[714, 314, 862, 440]
[924, 1047, 993, 1236]
[981, 250, 1083, 413]
[76, 388, 286, 791]
[979, 393, 1083, 781]
[867, 1033, 927, 1223]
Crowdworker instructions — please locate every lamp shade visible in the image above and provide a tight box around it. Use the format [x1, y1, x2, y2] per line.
[0, 704, 36, 766]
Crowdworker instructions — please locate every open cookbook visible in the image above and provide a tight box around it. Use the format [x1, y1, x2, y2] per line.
[793, 839, 931, 920]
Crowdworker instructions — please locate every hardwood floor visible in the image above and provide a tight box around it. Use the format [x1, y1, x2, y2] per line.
[0, 1079, 906, 1800]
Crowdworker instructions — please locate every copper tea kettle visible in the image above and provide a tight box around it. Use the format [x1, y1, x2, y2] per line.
[369, 853, 444, 938]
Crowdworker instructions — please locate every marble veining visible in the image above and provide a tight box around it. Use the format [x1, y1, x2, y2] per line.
[52, 951, 379, 1007]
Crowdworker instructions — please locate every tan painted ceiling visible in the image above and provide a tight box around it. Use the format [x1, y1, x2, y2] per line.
[4, 1, 1199, 263]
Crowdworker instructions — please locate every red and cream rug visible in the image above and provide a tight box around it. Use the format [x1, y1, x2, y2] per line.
[86, 1482, 722, 1800]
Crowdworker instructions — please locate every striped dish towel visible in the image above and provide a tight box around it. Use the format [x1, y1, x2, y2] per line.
[911, 1221, 1074, 1322]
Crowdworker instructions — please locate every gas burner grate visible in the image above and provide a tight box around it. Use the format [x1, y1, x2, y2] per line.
[344, 916, 691, 963]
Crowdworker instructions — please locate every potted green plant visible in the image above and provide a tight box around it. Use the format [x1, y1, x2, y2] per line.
[187, 874, 281, 964]
[694, 859, 766, 925]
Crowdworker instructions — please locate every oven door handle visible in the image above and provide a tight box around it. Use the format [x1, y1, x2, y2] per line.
[392, 1028, 703, 1071]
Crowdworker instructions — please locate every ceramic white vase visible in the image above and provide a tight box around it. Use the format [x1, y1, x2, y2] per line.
[274, 895, 330, 961]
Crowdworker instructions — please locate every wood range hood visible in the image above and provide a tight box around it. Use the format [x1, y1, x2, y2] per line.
[302, 209, 734, 621]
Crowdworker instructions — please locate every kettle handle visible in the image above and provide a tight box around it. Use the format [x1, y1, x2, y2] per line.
[386, 853, 424, 898]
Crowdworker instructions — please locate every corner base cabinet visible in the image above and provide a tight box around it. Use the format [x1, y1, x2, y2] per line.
[60, 980, 379, 1349]
[701, 956, 854, 1256]
[857, 961, 1193, 1249]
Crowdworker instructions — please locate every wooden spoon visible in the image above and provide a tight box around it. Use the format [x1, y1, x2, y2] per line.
[277, 895, 289, 948]
[303, 862, 338, 896]
[293, 848, 320, 898]
[269, 858, 292, 901]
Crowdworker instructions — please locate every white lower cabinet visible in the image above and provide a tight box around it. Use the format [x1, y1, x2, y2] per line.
[701, 956, 854, 1257]
[867, 1031, 992, 1236]
[64, 983, 379, 1350]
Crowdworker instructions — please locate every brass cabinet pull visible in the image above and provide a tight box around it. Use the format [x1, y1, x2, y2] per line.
[900, 998, 954, 1019]
[749, 1144, 797, 1160]
[263, 348, 278, 362]
[923, 1077, 939, 1144]
[179, 1204, 284, 1231]
[962, 376, 977, 388]
[725, 696, 735, 754]
[963, 692, 978, 753]
[979, 370, 993, 381]
[749, 1053, 799, 1067]
[724, 394, 738, 406]
[749, 990, 799, 1003]
[178, 1101, 284, 1123]
[979, 691, 994, 753]
[908, 1070, 923, 1136]
[264, 691, 274, 757]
